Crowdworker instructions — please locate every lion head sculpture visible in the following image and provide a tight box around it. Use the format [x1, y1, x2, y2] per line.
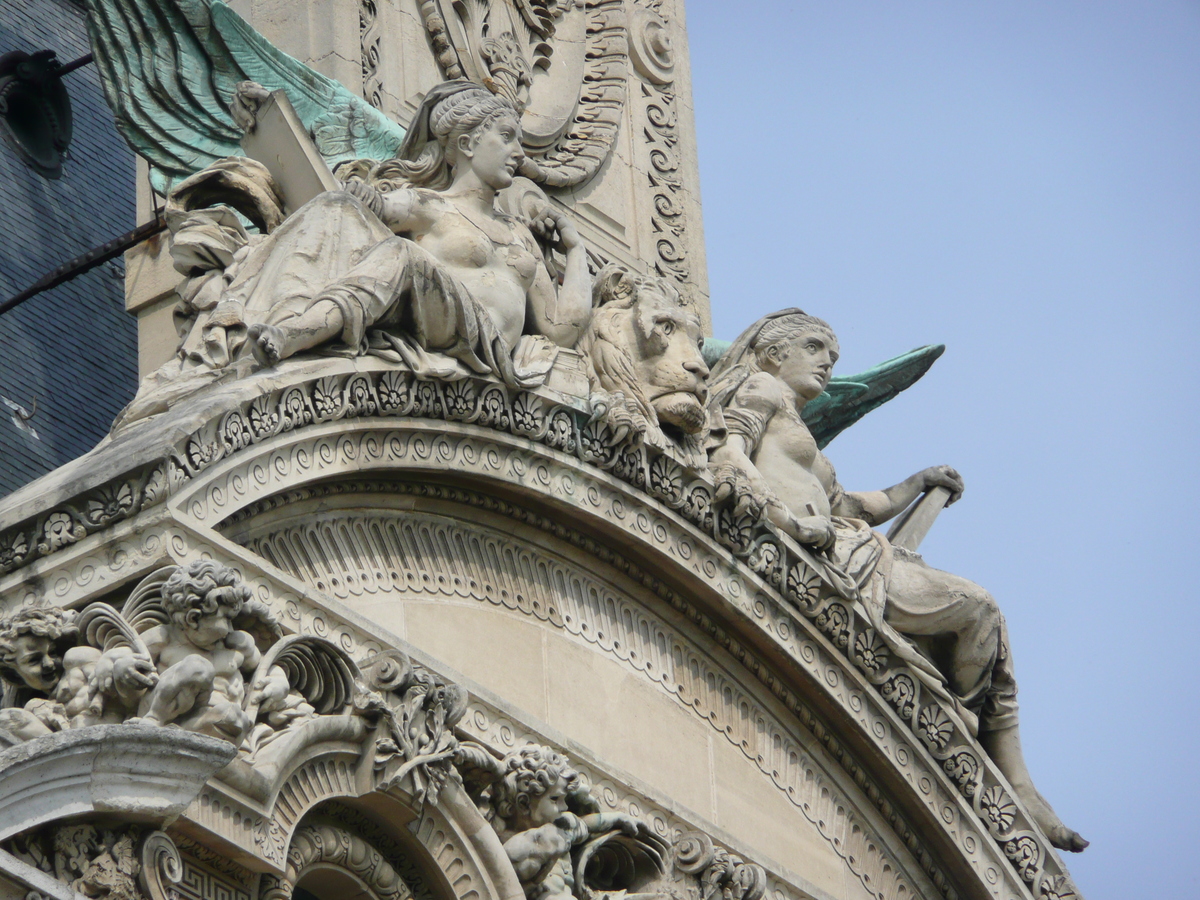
[578, 263, 710, 467]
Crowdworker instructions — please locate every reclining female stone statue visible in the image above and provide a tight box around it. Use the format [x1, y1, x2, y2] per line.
[119, 81, 592, 426]
[707, 309, 1087, 853]
[239, 80, 591, 387]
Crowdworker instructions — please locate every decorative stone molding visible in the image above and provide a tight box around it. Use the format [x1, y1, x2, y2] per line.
[0, 726, 236, 842]
[673, 832, 765, 900]
[3, 824, 184, 900]
[234, 491, 944, 900]
[259, 823, 414, 900]
[361, 0, 385, 109]
[634, 0, 692, 304]
[0, 362, 1080, 899]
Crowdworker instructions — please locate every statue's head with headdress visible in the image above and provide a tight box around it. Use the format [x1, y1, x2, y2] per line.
[708, 309, 839, 413]
[345, 81, 524, 192]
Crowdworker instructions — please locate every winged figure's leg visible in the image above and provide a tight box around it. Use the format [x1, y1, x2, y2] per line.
[886, 557, 1088, 852]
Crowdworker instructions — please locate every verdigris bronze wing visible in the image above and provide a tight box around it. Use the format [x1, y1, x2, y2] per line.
[802, 344, 945, 449]
[83, 0, 405, 194]
[211, 3, 405, 168]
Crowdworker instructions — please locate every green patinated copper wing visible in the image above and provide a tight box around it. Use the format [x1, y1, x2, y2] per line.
[703, 338, 944, 449]
[800, 343, 944, 448]
[83, 0, 406, 194]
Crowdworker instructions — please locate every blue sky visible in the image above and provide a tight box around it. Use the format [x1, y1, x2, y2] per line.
[687, 2, 1199, 896]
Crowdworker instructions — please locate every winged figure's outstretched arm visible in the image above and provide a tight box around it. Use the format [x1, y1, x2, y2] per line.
[83, 0, 406, 193]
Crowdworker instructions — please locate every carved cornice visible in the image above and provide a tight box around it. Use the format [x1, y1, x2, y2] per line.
[0, 364, 1079, 900]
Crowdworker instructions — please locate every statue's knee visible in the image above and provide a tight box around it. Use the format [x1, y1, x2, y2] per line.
[162, 654, 216, 691]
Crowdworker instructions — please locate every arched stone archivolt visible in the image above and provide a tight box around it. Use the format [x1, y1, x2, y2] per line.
[259, 821, 414, 900]
[221, 484, 945, 900]
[247, 752, 522, 900]
[157, 416, 1023, 899]
[0, 405, 1042, 900]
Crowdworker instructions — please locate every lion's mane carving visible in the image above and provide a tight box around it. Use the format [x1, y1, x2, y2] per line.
[579, 263, 710, 468]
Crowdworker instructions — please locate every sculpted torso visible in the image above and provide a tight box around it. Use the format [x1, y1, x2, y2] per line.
[385, 189, 541, 347]
[144, 624, 253, 706]
[735, 373, 836, 516]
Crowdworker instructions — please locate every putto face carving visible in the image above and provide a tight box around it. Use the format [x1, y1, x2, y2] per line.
[581, 264, 710, 466]
[0, 607, 77, 693]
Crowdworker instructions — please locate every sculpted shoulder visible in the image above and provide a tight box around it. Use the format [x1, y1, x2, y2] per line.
[732, 372, 786, 417]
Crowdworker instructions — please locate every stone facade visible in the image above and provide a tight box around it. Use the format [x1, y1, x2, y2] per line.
[0, 3, 1086, 900]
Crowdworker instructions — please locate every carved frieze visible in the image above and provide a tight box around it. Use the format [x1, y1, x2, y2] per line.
[0, 363, 1082, 898]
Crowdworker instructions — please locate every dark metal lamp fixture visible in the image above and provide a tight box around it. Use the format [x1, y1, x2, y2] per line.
[0, 49, 93, 179]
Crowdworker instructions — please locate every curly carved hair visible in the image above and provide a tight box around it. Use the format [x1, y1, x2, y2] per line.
[0, 607, 77, 684]
[160, 561, 251, 624]
[492, 745, 585, 821]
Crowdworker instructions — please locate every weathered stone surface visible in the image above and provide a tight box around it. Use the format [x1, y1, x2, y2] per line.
[0, 3, 1090, 899]
[708, 308, 1087, 854]
[0, 725, 236, 840]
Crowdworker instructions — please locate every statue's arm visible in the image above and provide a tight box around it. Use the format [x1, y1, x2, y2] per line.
[524, 213, 590, 346]
[712, 377, 835, 550]
[227, 630, 262, 675]
[832, 465, 964, 526]
[341, 181, 424, 234]
[504, 817, 587, 880]
[378, 188, 424, 233]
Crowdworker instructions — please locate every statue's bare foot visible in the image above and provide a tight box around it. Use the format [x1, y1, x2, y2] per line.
[248, 323, 284, 366]
[1047, 823, 1090, 853]
[980, 725, 1088, 852]
[1014, 783, 1089, 852]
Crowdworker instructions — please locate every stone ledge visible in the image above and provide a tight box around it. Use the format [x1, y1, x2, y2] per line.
[0, 725, 237, 840]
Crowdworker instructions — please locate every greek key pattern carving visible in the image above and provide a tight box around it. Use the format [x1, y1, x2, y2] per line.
[175, 855, 251, 900]
[174, 836, 255, 900]
[0, 363, 1077, 899]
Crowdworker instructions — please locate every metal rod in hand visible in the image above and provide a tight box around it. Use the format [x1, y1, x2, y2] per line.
[886, 485, 952, 552]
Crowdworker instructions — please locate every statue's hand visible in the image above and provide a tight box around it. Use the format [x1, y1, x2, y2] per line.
[112, 654, 158, 695]
[250, 665, 291, 712]
[791, 515, 836, 552]
[917, 465, 964, 505]
[231, 81, 271, 133]
[343, 179, 385, 218]
[612, 813, 642, 837]
[531, 206, 582, 252]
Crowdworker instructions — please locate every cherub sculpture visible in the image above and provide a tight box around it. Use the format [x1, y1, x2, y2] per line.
[89, 561, 288, 745]
[708, 309, 1087, 852]
[486, 745, 667, 900]
[0, 607, 107, 740]
[579, 263, 711, 467]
